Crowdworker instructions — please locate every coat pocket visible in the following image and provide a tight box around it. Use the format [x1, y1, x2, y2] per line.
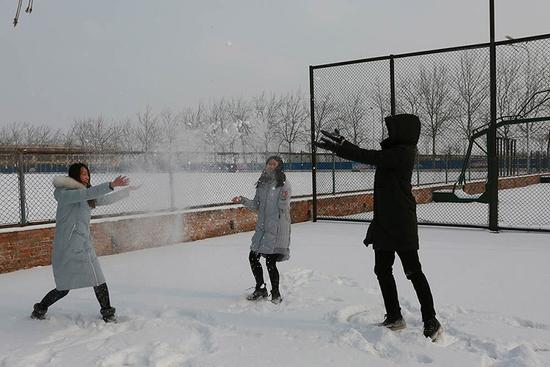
[70, 232, 91, 262]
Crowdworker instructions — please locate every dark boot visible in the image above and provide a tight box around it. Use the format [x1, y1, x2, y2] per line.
[377, 313, 406, 331]
[30, 303, 47, 320]
[246, 284, 268, 301]
[270, 288, 282, 304]
[94, 283, 116, 322]
[100, 307, 117, 323]
[31, 288, 70, 320]
[423, 317, 442, 341]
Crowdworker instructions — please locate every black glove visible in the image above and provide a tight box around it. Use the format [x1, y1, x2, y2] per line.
[313, 129, 345, 152]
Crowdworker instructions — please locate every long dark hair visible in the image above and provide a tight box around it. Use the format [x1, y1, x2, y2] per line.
[256, 155, 286, 188]
[68, 162, 96, 208]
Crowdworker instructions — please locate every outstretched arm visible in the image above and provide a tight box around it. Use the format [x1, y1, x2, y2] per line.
[314, 129, 402, 168]
[96, 187, 130, 206]
[96, 177, 138, 206]
[55, 175, 132, 205]
[55, 182, 113, 205]
[337, 141, 382, 165]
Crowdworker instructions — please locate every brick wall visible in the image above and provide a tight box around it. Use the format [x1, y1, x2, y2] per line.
[0, 228, 55, 273]
[0, 202, 314, 274]
[0, 174, 545, 274]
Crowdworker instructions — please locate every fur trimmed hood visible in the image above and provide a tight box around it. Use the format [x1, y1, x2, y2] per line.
[53, 176, 86, 190]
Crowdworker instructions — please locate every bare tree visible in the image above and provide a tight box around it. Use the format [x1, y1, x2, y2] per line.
[511, 46, 550, 171]
[176, 105, 206, 152]
[453, 51, 489, 151]
[181, 104, 204, 130]
[372, 79, 392, 143]
[227, 97, 253, 156]
[0, 122, 66, 146]
[337, 90, 369, 145]
[312, 92, 339, 141]
[0, 122, 24, 145]
[396, 77, 422, 116]
[253, 92, 282, 153]
[111, 118, 138, 151]
[70, 116, 117, 150]
[135, 106, 161, 152]
[275, 92, 308, 157]
[199, 99, 238, 153]
[417, 63, 455, 158]
[49, 128, 65, 145]
[58, 126, 77, 147]
[31, 125, 64, 145]
[159, 109, 183, 152]
[496, 53, 523, 139]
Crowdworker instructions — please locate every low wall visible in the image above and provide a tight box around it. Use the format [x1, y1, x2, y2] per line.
[0, 174, 544, 274]
[0, 201, 313, 274]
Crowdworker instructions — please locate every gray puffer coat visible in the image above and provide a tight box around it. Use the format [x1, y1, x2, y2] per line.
[240, 181, 292, 261]
[51, 176, 129, 290]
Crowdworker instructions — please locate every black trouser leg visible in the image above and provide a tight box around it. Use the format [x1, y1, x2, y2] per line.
[93, 283, 112, 311]
[374, 250, 401, 319]
[265, 254, 280, 292]
[249, 251, 265, 287]
[38, 288, 70, 309]
[396, 250, 436, 322]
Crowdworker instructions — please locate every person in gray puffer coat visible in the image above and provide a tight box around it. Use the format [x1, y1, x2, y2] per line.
[232, 155, 291, 304]
[31, 163, 136, 322]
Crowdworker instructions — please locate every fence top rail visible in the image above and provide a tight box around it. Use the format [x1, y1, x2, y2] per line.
[0, 145, 146, 155]
[0, 147, 317, 157]
[310, 33, 550, 70]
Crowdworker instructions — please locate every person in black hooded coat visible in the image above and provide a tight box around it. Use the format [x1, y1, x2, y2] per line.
[314, 113, 442, 341]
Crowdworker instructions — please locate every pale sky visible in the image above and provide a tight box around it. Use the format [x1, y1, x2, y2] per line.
[1, 0, 549, 129]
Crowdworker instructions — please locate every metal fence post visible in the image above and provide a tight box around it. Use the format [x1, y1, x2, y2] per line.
[168, 152, 175, 211]
[488, 0, 499, 231]
[416, 153, 420, 186]
[17, 151, 27, 225]
[445, 154, 449, 183]
[390, 55, 396, 116]
[331, 153, 336, 195]
[309, 65, 318, 222]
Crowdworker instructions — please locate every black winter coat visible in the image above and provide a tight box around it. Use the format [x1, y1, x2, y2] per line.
[335, 114, 421, 251]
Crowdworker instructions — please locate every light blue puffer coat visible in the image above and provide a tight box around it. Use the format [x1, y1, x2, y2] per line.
[241, 180, 291, 261]
[51, 176, 129, 290]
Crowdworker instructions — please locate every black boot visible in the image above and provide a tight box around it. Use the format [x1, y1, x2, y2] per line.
[30, 303, 47, 320]
[246, 284, 268, 301]
[100, 307, 117, 323]
[94, 283, 116, 322]
[423, 317, 442, 341]
[31, 288, 70, 320]
[377, 313, 406, 331]
[270, 288, 282, 304]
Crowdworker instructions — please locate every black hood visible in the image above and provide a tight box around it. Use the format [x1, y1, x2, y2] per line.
[383, 114, 421, 146]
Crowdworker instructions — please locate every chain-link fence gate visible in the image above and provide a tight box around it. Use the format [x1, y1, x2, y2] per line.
[310, 34, 550, 232]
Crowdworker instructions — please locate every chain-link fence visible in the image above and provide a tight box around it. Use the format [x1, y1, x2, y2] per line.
[311, 34, 550, 231]
[0, 148, 313, 228]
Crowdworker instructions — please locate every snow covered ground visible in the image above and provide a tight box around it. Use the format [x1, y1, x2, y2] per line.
[1, 221, 550, 366]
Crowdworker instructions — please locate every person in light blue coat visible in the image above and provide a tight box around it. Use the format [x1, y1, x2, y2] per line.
[232, 156, 291, 304]
[31, 163, 136, 322]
